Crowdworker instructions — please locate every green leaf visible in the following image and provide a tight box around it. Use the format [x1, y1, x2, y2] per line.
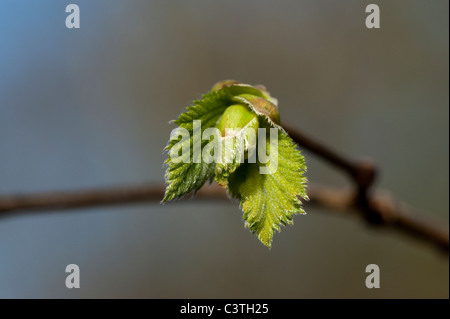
[227, 130, 308, 248]
[163, 88, 233, 202]
[163, 80, 309, 249]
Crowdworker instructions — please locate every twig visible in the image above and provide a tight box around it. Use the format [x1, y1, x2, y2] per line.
[0, 124, 447, 253]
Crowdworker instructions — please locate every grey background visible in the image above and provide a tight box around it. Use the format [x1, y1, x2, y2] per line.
[0, 0, 448, 298]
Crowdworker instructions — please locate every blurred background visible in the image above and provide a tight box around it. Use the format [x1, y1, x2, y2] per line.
[0, 0, 448, 298]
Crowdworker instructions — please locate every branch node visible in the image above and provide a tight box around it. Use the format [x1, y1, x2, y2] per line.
[354, 159, 377, 190]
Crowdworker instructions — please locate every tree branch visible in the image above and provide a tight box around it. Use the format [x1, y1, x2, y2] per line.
[284, 123, 448, 252]
[0, 123, 447, 254]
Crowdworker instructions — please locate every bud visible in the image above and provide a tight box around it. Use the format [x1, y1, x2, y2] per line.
[216, 104, 259, 137]
[216, 104, 259, 162]
[235, 94, 280, 125]
[211, 80, 241, 92]
[211, 79, 281, 128]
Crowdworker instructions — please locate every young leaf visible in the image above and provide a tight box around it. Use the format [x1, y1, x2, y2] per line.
[163, 89, 232, 202]
[227, 130, 308, 248]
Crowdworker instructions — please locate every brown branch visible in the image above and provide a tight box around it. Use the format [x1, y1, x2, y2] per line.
[0, 183, 349, 215]
[284, 123, 448, 252]
[0, 123, 447, 254]
[0, 183, 447, 252]
[0, 184, 224, 215]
